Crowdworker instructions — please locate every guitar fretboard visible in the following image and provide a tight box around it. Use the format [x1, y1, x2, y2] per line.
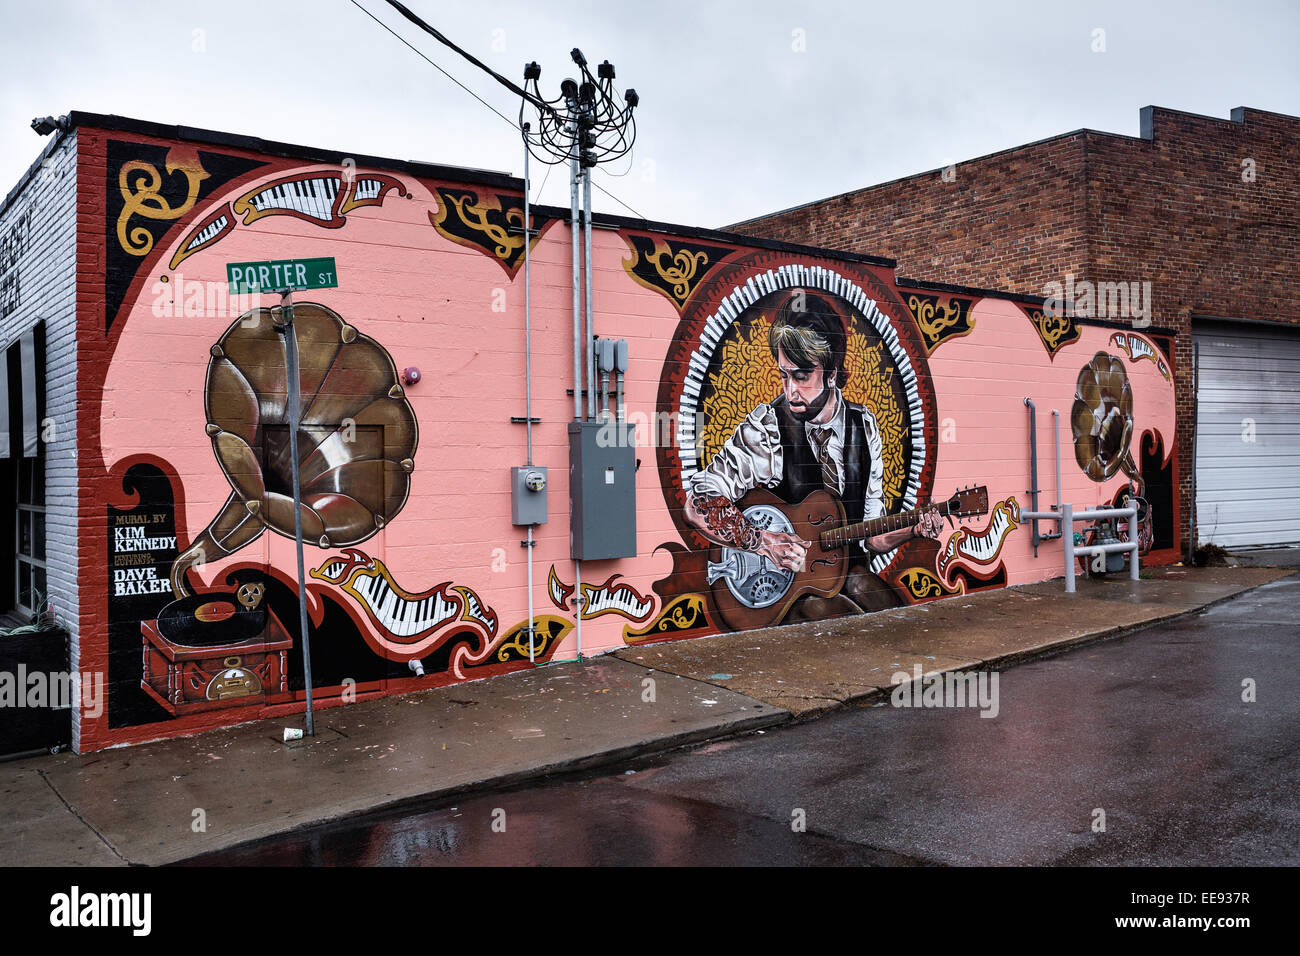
[820, 504, 951, 549]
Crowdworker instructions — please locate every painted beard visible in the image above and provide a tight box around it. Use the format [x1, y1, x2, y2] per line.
[788, 382, 834, 422]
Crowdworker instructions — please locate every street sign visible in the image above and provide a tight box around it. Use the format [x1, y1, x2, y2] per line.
[226, 257, 338, 294]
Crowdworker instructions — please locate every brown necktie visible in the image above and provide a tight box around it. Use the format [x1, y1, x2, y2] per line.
[811, 426, 840, 494]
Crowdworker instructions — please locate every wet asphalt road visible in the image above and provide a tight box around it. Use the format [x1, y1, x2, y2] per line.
[184, 574, 1300, 866]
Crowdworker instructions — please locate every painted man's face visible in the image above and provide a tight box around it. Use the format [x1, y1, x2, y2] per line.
[777, 346, 834, 422]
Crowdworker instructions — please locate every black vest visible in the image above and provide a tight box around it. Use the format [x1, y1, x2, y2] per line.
[771, 394, 869, 526]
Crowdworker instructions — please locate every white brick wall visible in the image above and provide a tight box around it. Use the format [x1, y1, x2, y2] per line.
[0, 130, 79, 746]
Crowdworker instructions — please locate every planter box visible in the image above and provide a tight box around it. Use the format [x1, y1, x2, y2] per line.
[0, 627, 73, 759]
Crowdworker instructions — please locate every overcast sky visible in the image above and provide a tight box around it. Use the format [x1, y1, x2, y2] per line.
[3, 0, 1297, 228]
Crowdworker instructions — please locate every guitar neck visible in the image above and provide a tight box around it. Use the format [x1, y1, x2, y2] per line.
[821, 502, 948, 549]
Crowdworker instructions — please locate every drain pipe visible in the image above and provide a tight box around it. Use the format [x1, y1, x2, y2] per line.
[1025, 398, 1042, 555]
[1052, 409, 1063, 518]
[1024, 398, 1062, 556]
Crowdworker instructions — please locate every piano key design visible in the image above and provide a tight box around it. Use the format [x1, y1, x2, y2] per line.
[310, 548, 499, 662]
[547, 566, 655, 623]
[232, 171, 407, 229]
[937, 496, 1022, 589]
[1110, 332, 1172, 380]
[166, 171, 409, 273]
[169, 203, 235, 270]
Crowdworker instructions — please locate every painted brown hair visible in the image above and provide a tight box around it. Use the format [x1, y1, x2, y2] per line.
[768, 290, 847, 384]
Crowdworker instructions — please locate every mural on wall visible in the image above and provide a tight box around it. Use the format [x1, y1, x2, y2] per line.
[1071, 351, 1141, 489]
[84, 134, 1180, 748]
[647, 250, 997, 635]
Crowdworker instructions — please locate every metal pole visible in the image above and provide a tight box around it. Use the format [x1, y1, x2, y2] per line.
[583, 166, 595, 422]
[1063, 503, 1075, 594]
[570, 132, 582, 422]
[523, 132, 535, 664]
[523, 134, 534, 468]
[569, 120, 583, 661]
[276, 292, 315, 736]
[1129, 504, 1141, 581]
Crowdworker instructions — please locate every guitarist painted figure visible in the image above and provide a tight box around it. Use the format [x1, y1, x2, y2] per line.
[684, 290, 943, 617]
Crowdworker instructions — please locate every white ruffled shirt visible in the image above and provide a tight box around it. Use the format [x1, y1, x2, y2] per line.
[690, 390, 887, 549]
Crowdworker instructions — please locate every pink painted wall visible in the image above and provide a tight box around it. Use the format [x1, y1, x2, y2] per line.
[81, 129, 1177, 749]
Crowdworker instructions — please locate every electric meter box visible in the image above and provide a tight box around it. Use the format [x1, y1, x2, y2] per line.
[510, 466, 549, 526]
[568, 420, 637, 560]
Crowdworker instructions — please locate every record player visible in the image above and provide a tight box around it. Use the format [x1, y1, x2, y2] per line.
[140, 578, 293, 717]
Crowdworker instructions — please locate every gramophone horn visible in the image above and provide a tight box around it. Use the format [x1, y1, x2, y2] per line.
[171, 303, 419, 596]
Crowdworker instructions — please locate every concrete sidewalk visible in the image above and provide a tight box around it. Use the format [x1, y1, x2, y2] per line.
[1, 564, 1291, 866]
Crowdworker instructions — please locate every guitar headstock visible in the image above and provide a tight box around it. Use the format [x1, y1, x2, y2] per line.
[943, 484, 989, 519]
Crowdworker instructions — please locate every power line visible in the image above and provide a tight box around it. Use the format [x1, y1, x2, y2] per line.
[592, 176, 646, 219]
[383, 0, 553, 112]
[349, 0, 516, 128]
[351, 0, 646, 220]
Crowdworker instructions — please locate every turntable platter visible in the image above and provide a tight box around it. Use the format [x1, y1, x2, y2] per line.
[156, 593, 268, 646]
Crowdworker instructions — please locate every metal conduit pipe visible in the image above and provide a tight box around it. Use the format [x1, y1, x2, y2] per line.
[522, 136, 535, 664]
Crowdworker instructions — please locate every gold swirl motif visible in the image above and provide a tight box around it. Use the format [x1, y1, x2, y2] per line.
[496, 616, 573, 662]
[699, 312, 909, 507]
[646, 241, 708, 305]
[1029, 309, 1079, 354]
[623, 594, 706, 642]
[445, 192, 522, 260]
[907, 294, 962, 348]
[700, 315, 781, 469]
[843, 335, 907, 505]
[898, 567, 946, 600]
[116, 150, 208, 257]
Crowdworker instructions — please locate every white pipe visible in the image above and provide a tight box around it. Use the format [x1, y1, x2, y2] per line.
[574, 559, 582, 658]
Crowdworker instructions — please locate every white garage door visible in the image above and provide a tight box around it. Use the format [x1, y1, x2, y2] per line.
[1195, 320, 1300, 548]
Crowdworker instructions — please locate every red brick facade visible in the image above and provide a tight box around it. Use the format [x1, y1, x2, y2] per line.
[731, 106, 1300, 556]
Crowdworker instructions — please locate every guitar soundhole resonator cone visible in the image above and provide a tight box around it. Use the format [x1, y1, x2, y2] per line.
[707, 504, 797, 610]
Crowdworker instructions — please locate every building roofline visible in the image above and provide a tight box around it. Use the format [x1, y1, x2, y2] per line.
[4, 110, 901, 271]
[724, 127, 1107, 229]
[61, 110, 521, 190]
[725, 103, 1300, 231]
[531, 203, 896, 268]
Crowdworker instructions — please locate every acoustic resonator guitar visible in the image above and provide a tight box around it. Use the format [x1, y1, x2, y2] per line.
[707, 485, 989, 630]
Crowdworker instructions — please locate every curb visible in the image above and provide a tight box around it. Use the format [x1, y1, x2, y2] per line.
[170, 705, 789, 864]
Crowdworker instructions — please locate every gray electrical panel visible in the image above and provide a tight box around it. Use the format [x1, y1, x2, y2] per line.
[510, 466, 548, 526]
[568, 420, 637, 559]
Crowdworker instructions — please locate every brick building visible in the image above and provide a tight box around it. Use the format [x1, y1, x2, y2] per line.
[732, 105, 1300, 554]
